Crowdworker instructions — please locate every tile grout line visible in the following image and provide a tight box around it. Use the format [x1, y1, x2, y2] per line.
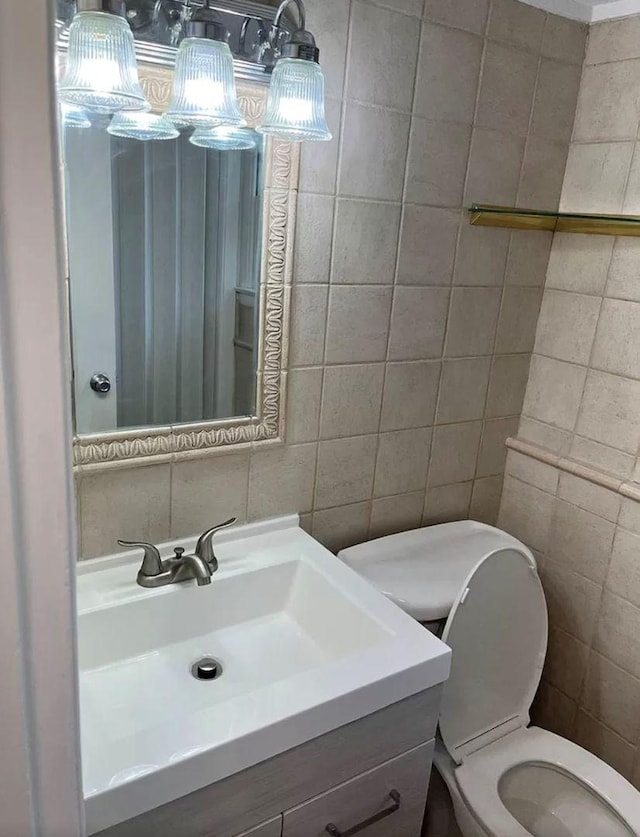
[310, 0, 354, 531]
[493, 8, 549, 489]
[504, 11, 583, 502]
[368, 0, 425, 539]
[555, 3, 616, 450]
[440, 5, 496, 519]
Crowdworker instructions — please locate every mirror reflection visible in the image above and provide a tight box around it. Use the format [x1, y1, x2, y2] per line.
[62, 116, 264, 435]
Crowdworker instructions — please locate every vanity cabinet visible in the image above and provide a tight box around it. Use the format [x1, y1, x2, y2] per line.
[234, 818, 283, 837]
[282, 743, 433, 837]
[96, 687, 441, 837]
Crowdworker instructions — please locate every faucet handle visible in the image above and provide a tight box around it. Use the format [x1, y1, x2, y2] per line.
[194, 517, 237, 570]
[117, 540, 163, 577]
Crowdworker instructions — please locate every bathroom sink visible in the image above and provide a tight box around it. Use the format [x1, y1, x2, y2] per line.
[76, 515, 450, 833]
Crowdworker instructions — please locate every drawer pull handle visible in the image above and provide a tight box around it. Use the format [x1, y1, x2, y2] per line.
[325, 789, 401, 836]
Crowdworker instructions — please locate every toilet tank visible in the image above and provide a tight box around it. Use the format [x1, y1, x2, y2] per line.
[338, 521, 533, 623]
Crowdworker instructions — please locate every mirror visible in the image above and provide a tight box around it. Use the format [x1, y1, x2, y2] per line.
[64, 122, 263, 434]
[59, 65, 298, 468]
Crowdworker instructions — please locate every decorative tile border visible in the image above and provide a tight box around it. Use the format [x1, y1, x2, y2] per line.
[506, 437, 640, 503]
[69, 68, 299, 470]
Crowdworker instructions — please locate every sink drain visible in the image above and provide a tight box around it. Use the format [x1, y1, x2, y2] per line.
[191, 656, 223, 681]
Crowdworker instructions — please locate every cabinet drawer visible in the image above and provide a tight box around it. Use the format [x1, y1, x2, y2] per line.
[234, 816, 282, 837]
[282, 741, 434, 837]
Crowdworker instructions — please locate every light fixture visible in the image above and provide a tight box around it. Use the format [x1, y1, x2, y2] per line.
[258, 0, 331, 142]
[190, 126, 258, 150]
[107, 111, 180, 141]
[60, 103, 92, 129]
[57, 0, 333, 144]
[165, 1, 244, 128]
[59, 0, 147, 113]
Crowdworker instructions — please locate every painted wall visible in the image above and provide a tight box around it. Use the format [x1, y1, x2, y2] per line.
[0, 1, 85, 831]
[76, 0, 585, 559]
[499, 14, 640, 786]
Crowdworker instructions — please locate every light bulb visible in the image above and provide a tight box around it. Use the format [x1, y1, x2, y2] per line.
[273, 96, 313, 124]
[76, 57, 121, 92]
[183, 78, 225, 108]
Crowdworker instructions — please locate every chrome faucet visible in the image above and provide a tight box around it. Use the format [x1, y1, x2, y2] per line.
[118, 517, 237, 589]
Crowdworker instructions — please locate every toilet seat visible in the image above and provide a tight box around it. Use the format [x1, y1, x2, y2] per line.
[454, 726, 640, 836]
[439, 546, 547, 763]
[437, 545, 640, 836]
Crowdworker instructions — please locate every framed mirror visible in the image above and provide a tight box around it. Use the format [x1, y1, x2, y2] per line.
[59, 63, 299, 469]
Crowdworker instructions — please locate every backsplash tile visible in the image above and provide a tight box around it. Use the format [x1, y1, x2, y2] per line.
[373, 427, 432, 497]
[320, 363, 385, 439]
[522, 355, 586, 432]
[324, 285, 393, 363]
[464, 128, 525, 207]
[387, 286, 449, 361]
[248, 443, 317, 521]
[171, 454, 249, 540]
[315, 435, 378, 509]
[331, 199, 401, 285]
[406, 117, 472, 207]
[429, 421, 483, 486]
[397, 205, 459, 286]
[435, 358, 492, 424]
[444, 287, 502, 357]
[339, 102, 411, 200]
[79, 464, 171, 559]
[379, 360, 440, 431]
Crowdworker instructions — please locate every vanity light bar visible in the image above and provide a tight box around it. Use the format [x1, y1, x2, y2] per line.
[57, 0, 331, 143]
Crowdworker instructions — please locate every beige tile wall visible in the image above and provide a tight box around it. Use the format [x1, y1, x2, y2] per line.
[519, 15, 640, 482]
[77, 0, 586, 559]
[498, 451, 640, 786]
[499, 14, 640, 781]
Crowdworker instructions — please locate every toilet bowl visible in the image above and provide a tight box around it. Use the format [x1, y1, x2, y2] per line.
[435, 728, 640, 837]
[339, 522, 640, 837]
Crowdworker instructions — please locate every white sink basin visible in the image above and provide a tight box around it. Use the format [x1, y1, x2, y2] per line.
[77, 515, 450, 834]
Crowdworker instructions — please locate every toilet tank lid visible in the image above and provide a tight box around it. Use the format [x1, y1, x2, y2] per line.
[338, 521, 533, 622]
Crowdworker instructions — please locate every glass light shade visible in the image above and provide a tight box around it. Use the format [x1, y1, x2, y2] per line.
[258, 58, 331, 142]
[190, 126, 258, 150]
[60, 103, 92, 129]
[165, 38, 245, 128]
[59, 11, 147, 113]
[107, 111, 179, 141]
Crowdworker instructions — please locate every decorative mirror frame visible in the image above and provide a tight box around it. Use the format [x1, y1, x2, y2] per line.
[66, 65, 299, 471]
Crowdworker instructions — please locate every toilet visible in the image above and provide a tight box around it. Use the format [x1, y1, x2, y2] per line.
[339, 521, 640, 837]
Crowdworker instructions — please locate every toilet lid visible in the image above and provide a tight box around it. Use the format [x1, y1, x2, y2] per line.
[338, 521, 534, 621]
[439, 547, 547, 765]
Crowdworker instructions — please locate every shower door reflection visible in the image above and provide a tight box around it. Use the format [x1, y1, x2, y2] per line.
[63, 123, 263, 435]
